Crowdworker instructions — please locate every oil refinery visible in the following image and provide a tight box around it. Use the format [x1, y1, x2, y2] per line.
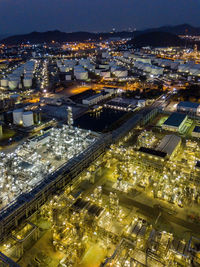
[1, 28, 200, 267]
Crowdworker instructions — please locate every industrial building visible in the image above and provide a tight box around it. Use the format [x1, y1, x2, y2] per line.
[82, 93, 104, 105]
[137, 147, 166, 169]
[137, 133, 182, 162]
[104, 97, 138, 111]
[162, 113, 188, 132]
[177, 101, 200, 116]
[191, 126, 200, 138]
[82, 91, 113, 106]
[0, 125, 97, 212]
[156, 134, 181, 158]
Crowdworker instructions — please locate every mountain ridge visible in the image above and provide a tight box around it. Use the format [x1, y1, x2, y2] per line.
[127, 31, 185, 48]
[1, 24, 200, 45]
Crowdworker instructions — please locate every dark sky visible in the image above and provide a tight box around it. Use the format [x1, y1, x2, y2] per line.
[0, 0, 199, 34]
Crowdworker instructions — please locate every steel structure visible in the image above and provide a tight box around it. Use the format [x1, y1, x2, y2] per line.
[0, 113, 142, 242]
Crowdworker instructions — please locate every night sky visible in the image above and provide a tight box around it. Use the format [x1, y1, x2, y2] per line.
[0, 0, 199, 34]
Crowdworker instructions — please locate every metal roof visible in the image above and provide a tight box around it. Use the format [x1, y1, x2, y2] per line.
[163, 112, 187, 128]
[157, 134, 181, 156]
[177, 101, 200, 109]
[193, 126, 200, 133]
[138, 147, 167, 158]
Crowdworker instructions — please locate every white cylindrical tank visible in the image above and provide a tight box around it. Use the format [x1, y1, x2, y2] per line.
[13, 109, 23, 125]
[64, 66, 71, 72]
[102, 52, 109, 58]
[74, 65, 84, 74]
[99, 64, 109, 70]
[138, 100, 146, 107]
[59, 66, 66, 72]
[111, 66, 118, 72]
[22, 111, 34, 127]
[8, 79, 19, 90]
[75, 70, 88, 80]
[65, 74, 72, 81]
[100, 71, 111, 78]
[1, 79, 8, 87]
[0, 124, 2, 138]
[95, 69, 102, 75]
[23, 78, 32, 88]
[25, 70, 33, 77]
[113, 70, 128, 77]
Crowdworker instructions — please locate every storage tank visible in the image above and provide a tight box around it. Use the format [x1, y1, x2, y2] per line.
[63, 66, 71, 72]
[65, 74, 72, 81]
[59, 66, 67, 72]
[99, 64, 109, 70]
[138, 100, 146, 107]
[1, 79, 8, 87]
[33, 112, 41, 124]
[100, 71, 111, 78]
[10, 94, 20, 101]
[25, 70, 33, 77]
[111, 66, 118, 72]
[113, 69, 128, 77]
[4, 111, 13, 124]
[94, 68, 102, 75]
[75, 70, 88, 80]
[22, 111, 34, 127]
[8, 79, 19, 90]
[23, 78, 32, 88]
[144, 65, 152, 72]
[0, 124, 3, 138]
[74, 65, 84, 73]
[87, 64, 95, 71]
[64, 59, 77, 67]
[13, 109, 23, 125]
[102, 52, 109, 58]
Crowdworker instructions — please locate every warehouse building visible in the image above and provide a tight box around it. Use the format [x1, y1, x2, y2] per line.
[137, 134, 181, 165]
[137, 147, 166, 169]
[156, 134, 181, 158]
[191, 126, 200, 138]
[104, 97, 138, 111]
[177, 101, 200, 116]
[162, 113, 187, 132]
[82, 92, 112, 106]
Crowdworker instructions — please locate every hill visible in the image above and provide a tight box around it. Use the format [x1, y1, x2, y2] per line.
[143, 24, 200, 36]
[1, 24, 200, 45]
[127, 31, 185, 48]
[0, 30, 134, 45]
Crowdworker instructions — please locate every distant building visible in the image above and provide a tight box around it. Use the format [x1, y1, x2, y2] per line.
[177, 101, 200, 116]
[82, 91, 113, 106]
[104, 97, 138, 111]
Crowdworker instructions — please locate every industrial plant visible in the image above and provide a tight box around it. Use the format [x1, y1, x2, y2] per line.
[1, 28, 200, 267]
